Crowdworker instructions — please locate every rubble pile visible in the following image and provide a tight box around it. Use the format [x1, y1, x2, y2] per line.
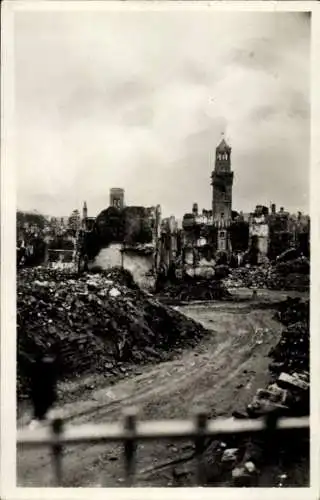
[223, 266, 271, 289]
[223, 257, 309, 291]
[236, 297, 309, 482]
[275, 296, 309, 326]
[242, 296, 310, 420]
[269, 297, 309, 375]
[197, 296, 310, 486]
[274, 256, 309, 291]
[155, 276, 231, 303]
[17, 267, 210, 398]
[89, 265, 140, 290]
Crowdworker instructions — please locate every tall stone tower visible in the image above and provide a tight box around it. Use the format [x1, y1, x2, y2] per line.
[211, 138, 234, 252]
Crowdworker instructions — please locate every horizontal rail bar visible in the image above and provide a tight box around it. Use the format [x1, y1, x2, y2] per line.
[17, 416, 309, 448]
[47, 249, 75, 253]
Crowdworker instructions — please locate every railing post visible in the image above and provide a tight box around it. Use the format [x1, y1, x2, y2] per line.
[17, 414, 309, 487]
[194, 409, 208, 486]
[263, 413, 280, 465]
[51, 418, 64, 487]
[123, 408, 138, 486]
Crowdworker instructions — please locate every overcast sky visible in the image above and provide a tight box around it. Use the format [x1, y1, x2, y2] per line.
[14, 10, 310, 219]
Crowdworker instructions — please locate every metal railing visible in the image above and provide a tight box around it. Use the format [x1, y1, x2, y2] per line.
[17, 411, 309, 487]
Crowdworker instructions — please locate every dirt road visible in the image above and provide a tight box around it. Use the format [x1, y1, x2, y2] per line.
[17, 298, 289, 487]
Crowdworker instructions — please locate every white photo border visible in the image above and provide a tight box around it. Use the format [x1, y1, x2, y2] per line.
[1, 1, 319, 500]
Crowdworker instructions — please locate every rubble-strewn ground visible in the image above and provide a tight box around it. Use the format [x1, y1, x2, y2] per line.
[156, 276, 231, 303]
[17, 272, 309, 487]
[223, 258, 309, 292]
[154, 258, 309, 304]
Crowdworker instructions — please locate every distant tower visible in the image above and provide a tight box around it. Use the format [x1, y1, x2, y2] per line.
[211, 137, 234, 252]
[82, 201, 88, 220]
[110, 188, 125, 210]
[82, 201, 88, 230]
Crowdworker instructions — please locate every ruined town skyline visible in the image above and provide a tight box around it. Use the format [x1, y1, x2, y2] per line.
[17, 135, 310, 224]
[17, 132, 310, 223]
[15, 11, 309, 219]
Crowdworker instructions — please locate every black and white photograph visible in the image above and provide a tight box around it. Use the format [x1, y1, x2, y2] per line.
[1, 1, 316, 496]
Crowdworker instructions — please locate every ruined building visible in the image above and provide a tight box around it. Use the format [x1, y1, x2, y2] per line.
[110, 188, 125, 210]
[248, 205, 270, 261]
[81, 201, 95, 232]
[211, 138, 234, 252]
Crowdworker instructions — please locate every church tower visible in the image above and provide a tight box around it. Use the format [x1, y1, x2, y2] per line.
[211, 138, 234, 252]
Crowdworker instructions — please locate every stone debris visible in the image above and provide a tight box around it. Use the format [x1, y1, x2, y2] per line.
[154, 257, 308, 304]
[268, 320, 309, 374]
[17, 267, 210, 398]
[247, 296, 309, 419]
[277, 372, 309, 392]
[201, 293, 309, 486]
[221, 448, 239, 463]
[231, 463, 258, 486]
[155, 276, 231, 303]
[17, 260, 309, 487]
[275, 296, 309, 326]
[244, 461, 256, 473]
[223, 257, 309, 292]
[109, 287, 121, 298]
[246, 387, 289, 417]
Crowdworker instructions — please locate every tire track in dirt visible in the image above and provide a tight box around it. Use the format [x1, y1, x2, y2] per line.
[17, 304, 282, 487]
[17, 339, 227, 483]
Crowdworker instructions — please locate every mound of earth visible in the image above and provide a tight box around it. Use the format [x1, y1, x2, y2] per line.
[17, 267, 210, 398]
